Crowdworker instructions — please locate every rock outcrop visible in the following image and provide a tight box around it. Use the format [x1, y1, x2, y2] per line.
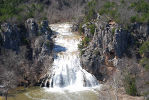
[80, 19, 131, 80]
[25, 18, 38, 37]
[0, 23, 21, 51]
[30, 20, 53, 60]
[78, 16, 149, 97]
[0, 18, 54, 86]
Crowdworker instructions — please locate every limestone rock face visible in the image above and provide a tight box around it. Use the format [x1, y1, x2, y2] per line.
[31, 20, 53, 61]
[80, 21, 131, 80]
[0, 23, 20, 51]
[25, 18, 38, 38]
[0, 18, 54, 86]
[24, 19, 54, 62]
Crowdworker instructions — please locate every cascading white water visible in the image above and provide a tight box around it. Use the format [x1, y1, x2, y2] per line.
[45, 23, 99, 88]
[8, 23, 102, 100]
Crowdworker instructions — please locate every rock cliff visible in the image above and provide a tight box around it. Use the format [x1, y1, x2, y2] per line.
[0, 18, 54, 86]
[77, 15, 149, 96]
[80, 19, 131, 80]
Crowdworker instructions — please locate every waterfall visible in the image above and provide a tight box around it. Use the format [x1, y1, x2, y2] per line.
[44, 23, 99, 88]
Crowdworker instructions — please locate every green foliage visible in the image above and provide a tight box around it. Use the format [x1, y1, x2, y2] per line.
[120, 0, 125, 4]
[140, 57, 149, 70]
[0, 0, 26, 23]
[98, 1, 119, 22]
[123, 74, 138, 96]
[87, 24, 96, 35]
[78, 37, 91, 50]
[130, 0, 149, 23]
[85, 0, 96, 22]
[112, 28, 116, 35]
[139, 41, 149, 55]
[130, 16, 137, 23]
[99, 8, 106, 15]
[0, 0, 45, 23]
[83, 37, 90, 45]
[103, 1, 116, 9]
[139, 41, 149, 71]
[131, 0, 149, 13]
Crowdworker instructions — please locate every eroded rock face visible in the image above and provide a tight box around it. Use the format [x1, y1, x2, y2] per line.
[0, 23, 20, 51]
[25, 18, 38, 38]
[0, 18, 54, 86]
[80, 21, 131, 80]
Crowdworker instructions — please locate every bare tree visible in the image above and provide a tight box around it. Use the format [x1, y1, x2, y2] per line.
[0, 70, 17, 100]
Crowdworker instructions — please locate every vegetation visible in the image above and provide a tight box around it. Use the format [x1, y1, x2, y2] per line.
[87, 24, 96, 35]
[140, 57, 149, 70]
[130, 0, 149, 23]
[85, 0, 96, 22]
[0, 0, 45, 24]
[123, 74, 138, 96]
[0, 0, 87, 24]
[78, 37, 90, 49]
[78, 36, 91, 55]
[98, 1, 119, 22]
[97, 0, 149, 27]
[139, 41, 149, 70]
[112, 28, 116, 35]
[139, 41, 149, 55]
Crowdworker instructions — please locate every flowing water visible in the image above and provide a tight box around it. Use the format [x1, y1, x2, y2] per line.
[8, 23, 101, 100]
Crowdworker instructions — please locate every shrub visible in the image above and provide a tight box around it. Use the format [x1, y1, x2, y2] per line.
[78, 37, 91, 50]
[98, 1, 119, 21]
[130, 16, 137, 23]
[139, 41, 149, 55]
[112, 28, 116, 35]
[123, 74, 138, 96]
[140, 57, 149, 71]
[130, 0, 149, 23]
[120, 0, 125, 4]
[85, 0, 96, 21]
[87, 24, 96, 35]
[99, 8, 106, 15]
[134, 0, 149, 13]
[83, 37, 90, 46]
[139, 41, 149, 71]
[103, 1, 116, 9]
[80, 49, 85, 55]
